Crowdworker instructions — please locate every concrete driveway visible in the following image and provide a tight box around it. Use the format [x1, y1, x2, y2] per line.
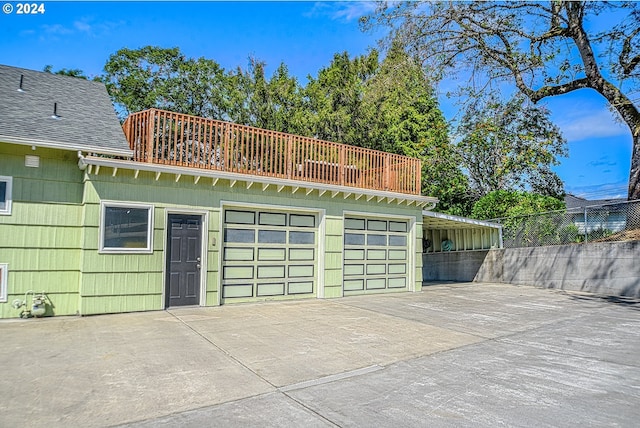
[1, 282, 639, 427]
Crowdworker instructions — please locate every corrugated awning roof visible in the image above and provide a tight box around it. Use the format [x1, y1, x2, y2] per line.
[422, 210, 502, 230]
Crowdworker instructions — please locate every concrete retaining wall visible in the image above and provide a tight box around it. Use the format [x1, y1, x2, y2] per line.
[423, 241, 640, 297]
[422, 250, 490, 282]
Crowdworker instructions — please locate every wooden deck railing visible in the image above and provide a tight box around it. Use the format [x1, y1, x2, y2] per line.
[122, 109, 421, 195]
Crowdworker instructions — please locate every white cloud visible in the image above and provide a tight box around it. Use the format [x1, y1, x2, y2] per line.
[39, 18, 123, 40]
[42, 24, 73, 35]
[554, 107, 628, 142]
[307, 1, 377, 22]
[74, 21, 93, 34]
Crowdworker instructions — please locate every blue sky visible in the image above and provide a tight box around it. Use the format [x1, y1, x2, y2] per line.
[0, 1, 633, 200]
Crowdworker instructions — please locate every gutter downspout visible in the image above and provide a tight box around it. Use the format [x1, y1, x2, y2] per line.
[77, 151, 87, 171]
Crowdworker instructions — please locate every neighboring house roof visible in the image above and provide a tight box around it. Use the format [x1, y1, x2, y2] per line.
[0, 64, 132, 157]
[564, 194, 626, 210]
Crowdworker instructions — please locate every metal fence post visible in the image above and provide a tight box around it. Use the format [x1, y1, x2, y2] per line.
[584, 207, 588, 243]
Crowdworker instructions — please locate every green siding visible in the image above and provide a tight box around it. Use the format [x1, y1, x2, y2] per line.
[0, 144, 83, 318]
[1, 141, 425, 317]
[414, 221, 424, 291]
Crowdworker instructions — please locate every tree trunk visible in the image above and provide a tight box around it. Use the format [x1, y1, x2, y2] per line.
[627, 133, 640, 229]
[629, 132, 640, 201]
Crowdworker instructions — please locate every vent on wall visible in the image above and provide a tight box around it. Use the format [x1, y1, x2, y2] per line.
[25, 155, 40, 168]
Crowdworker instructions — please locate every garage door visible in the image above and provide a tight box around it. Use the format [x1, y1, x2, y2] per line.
[222, 208, 317, 302]
[343, 217, 409, 295]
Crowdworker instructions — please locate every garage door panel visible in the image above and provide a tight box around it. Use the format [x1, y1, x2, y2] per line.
[259, 212, 286, 226]
[289, 281, 314, 294]
[224, 228, 255, 243]
[225, 210, 255, 224]
[389, 277, 407, 288]
[366, 278, 386, 289]
[345, 249, 365, 260]
[389, 221, 407, 232]
[389, 250, 406, 260]
[345, 233, 365, 245]
[257, 283, 285, 296]
[388, 264, 407, 274]
[289, 248, 314, 261]
[258, 248, 286, 261]
[367, 249, 386, 260]
[367, 220, 387, 231]
[290, 214, 315, 227]
[344, 279, 364, 291]
[290, 231, 315, 244]
[257, 265, 285, 279]
[223, 266, 254, 280]
[289, 265, 314, 278]
[366, 264, 386, 275]
[258, 230, 286, 243]
[389, 235, 407, 246]
[223, 284, 253, 298]
[344, 264, 364, 276]
[224, 248, 254, 261]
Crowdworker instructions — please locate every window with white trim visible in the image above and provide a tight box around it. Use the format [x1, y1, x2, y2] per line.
[0, 263, 7, 303]
[0, 176, 12, 215]
[100, 202, 154, 253]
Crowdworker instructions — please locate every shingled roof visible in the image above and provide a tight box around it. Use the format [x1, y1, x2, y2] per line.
[0, 64, 132, 156]
[564, 194, 626, 209]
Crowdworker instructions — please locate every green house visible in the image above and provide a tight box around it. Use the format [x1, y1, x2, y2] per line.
[0, 64, 438, 318]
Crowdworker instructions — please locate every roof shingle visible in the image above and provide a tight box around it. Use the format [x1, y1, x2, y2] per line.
[0, 64, 131, 156]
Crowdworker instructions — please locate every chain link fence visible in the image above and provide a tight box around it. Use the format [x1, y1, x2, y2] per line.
[493, 199, 640, 248]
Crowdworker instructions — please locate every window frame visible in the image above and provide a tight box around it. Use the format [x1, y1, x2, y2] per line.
[0, 263, 7, 303]
[0, 175, 13, 216]
[99, 201, 154, 254]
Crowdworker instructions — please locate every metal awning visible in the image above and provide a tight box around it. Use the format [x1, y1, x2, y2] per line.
[422, 211, 502, 230]
[422, 211, 503, 251]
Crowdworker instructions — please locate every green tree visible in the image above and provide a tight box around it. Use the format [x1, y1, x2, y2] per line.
[457, 94, 567, 199]
[362, 41, 471, 214]
[304, 51, 379, 147]
[102, 46, 185, 117]
[266, 63, 308, 135]
[472, 190, 566, 247]
[239, 59, 307, 134]
[362, 1, 640, 201]
[43, 65, 88, 79]
[471, 190, 564, 220]
[167, 57, 229, 119]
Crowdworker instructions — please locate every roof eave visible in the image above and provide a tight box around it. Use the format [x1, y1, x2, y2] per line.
[0, 135, 133, 158]
[79, 155, 438, 208]
[422, 210, 503, 230]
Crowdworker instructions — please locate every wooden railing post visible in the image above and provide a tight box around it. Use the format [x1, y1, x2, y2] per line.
[339, 145, 346, 187]
[415, 159, 422, 195]
[286, 135, 293, 179]
[384, 153, 390, 191]
[146, 109, 154, 163]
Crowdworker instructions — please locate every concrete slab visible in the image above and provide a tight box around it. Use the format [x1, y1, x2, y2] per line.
[1, 282, 639, 427]
[346, 282, 605, 339]
[0, 311, 274, 427]
[180, 300, 480, 387]
[124, 392, 334, 428]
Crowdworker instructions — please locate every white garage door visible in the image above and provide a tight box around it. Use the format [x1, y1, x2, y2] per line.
[222, 208, 317, 302]
[343, 217, 410, 295]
